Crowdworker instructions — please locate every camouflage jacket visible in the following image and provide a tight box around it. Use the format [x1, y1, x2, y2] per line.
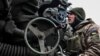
[65, 19, 100, 56]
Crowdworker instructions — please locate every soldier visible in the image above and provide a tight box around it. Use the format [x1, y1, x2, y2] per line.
[0, 0, 35, 56]
[65, 7, 100, 56]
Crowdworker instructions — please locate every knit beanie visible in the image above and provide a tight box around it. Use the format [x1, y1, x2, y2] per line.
[69, 7, 86, 21]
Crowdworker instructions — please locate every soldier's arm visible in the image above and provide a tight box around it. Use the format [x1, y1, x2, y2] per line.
[13, 28, 35, 39]
[79, 25, 100, 56]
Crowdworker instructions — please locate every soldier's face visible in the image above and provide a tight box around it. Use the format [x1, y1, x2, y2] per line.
[67, 13, 76, 24]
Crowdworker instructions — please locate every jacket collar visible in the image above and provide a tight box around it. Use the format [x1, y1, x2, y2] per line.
[74, 18, 95, 31]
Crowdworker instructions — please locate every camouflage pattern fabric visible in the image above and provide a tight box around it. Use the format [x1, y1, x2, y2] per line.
[65, 19, 100, 56]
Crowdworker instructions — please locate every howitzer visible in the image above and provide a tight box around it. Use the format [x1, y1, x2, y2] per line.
[24, 0, 72, 56]
[0, 0, 72, 56]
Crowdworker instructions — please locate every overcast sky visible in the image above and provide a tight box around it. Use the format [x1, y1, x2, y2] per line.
[68, 0, 100, 25]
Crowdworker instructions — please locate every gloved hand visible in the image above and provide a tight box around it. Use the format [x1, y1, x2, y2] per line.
[5, 20, 17, 34]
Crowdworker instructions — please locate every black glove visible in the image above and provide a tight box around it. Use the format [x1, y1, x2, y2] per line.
[5, 20, 17, 34]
